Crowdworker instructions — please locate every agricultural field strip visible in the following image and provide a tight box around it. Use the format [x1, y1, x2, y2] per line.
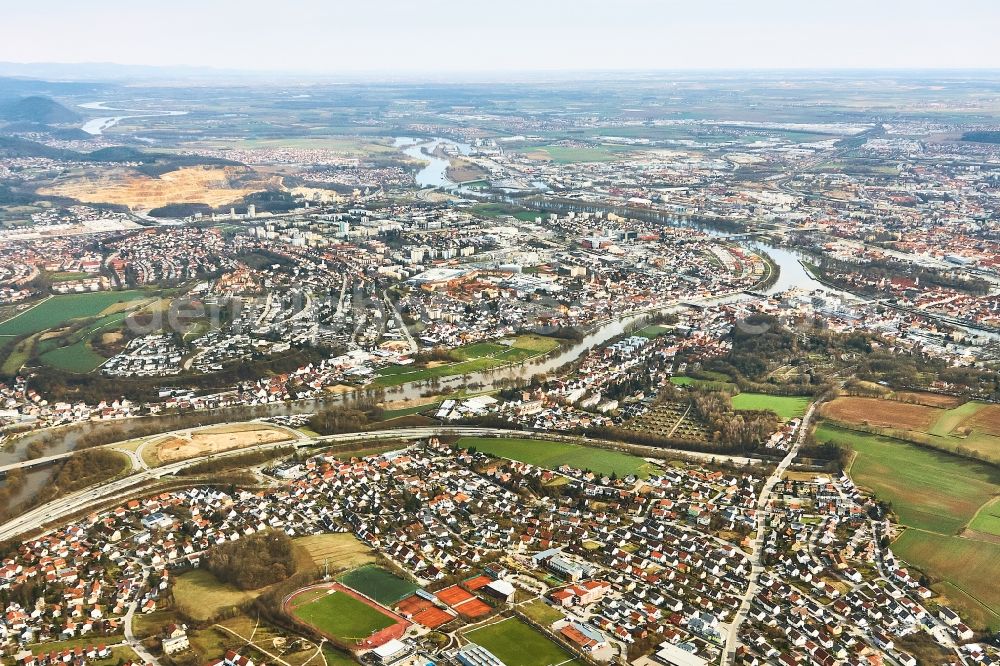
[817, 421, 1000, 627]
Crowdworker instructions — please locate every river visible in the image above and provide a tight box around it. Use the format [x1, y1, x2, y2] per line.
[0, 176, 834, 508]
[394, 137, 472, 188]
[750, 243, 844, 297]
[78, 101, 188, 136]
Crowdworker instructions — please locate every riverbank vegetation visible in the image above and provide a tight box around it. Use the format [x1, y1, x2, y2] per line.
[0, 448, 129, 522]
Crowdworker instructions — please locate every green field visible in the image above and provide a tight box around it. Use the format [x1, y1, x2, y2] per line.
[455, 436, 656, 478]
[374, 335, 559, 387]
[337, 565, 419, 605]
[39, 341, 109, 373]
[35, 311, 134, 373]
[0, 333, 39, 374]
[47, 271, 94, 283]
[290, 589, 396, 642]
[472, 203, 540, 221]
[924, 401, 1000, 460]
[172, 569, 258, 621]
[927, 401, 983, 436]
[731, 393, 810, 420]
[969, 497, 1000, 537]
[322, 647, 359, 666]
[816, 423, 1000, 534]
[893, 530, 1000, 631]
[0, 291, 149, 337]
[465, 618, 583, 666]
[518, 143, 634, 163]
[818, 422, 1000, 629]
[636, 324, 672, 339]
[520, 599, 565, 626]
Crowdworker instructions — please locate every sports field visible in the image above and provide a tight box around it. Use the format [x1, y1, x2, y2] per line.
[517, 143, 633, 164]
[374, 334, 559, 387]
[636, 324, 672, 339]
[288, 587, 398, 644]
[337, 565, 420, 606]
[455, 436, 656, 478]
[471, 204, 539, 221]
[731, 393, 810, 420]
[465, 617, 583, 666]
[0, 291, 149, 337]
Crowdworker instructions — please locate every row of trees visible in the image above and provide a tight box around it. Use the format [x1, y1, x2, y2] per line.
[816, 255, 991, 296]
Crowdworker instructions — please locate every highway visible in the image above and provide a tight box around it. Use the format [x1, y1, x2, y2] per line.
[0, 450, 88, 475]
[0, 425, 760, 543]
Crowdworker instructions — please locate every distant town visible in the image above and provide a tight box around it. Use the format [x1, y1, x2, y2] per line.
[1, 68, 1000, 666]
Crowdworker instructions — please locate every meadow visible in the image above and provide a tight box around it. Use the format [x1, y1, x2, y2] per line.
[968, 497, 1000, 536]
[36, 310, 134, 373]
[172, 569, 258, 621]
[816, 421, 1000, 629]
[465, 617, 583, 666]
[892, 530, 1000, 631]
[374, 334, 559, 387]
[455, 436, 656, 478]
[0, 291, 149, 337]
[39, 341, 109, 373]
[731, 393, 810, 420]
[814, 423, 1000, 534]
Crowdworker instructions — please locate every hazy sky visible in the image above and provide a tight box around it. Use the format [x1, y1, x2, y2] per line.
[3, 0, 999, 73]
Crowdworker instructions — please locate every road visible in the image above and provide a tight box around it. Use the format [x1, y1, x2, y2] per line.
[0, 450, 93, 474]
[383, 291, 418, 354]
[123, 602, 162, 666]
[0, 439, 301, 542]
[721, 400, 819, 666]
[0, 425, 761, 543]
[2, 422, 758, 476]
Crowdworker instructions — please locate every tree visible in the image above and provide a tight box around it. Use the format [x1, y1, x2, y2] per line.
[205, 530, 295, 591]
